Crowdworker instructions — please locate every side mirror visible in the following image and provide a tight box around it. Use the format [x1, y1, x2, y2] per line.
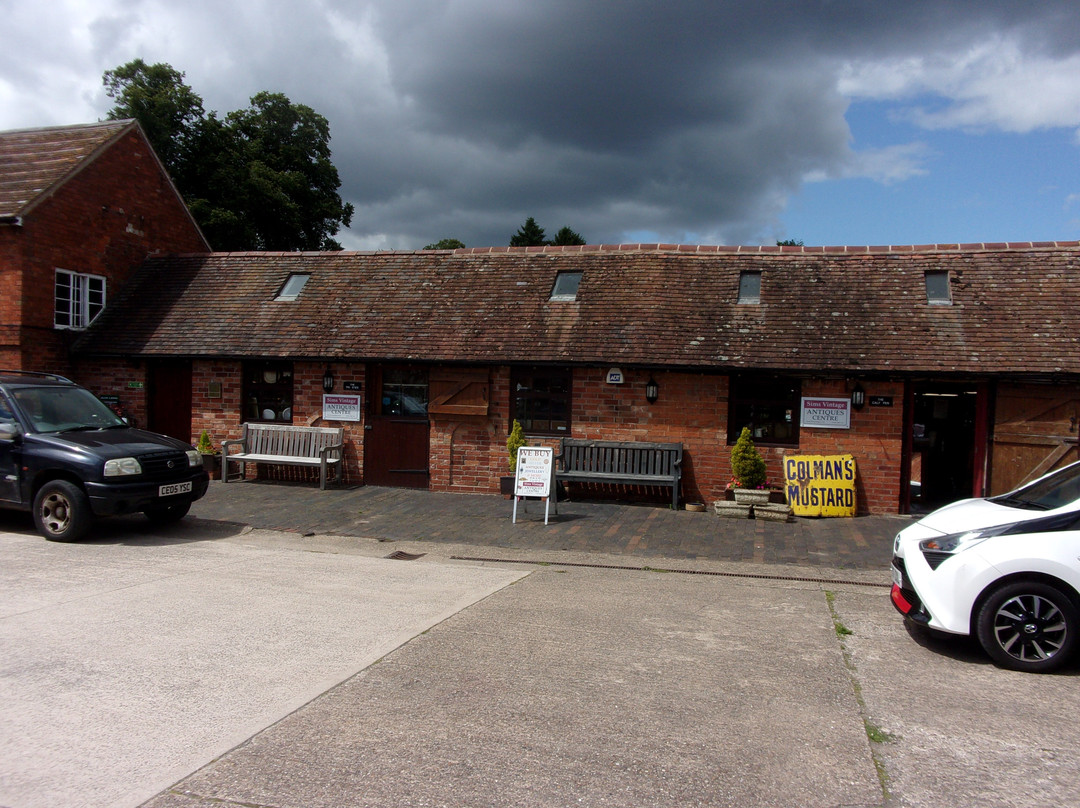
[0, 421, 23, 442]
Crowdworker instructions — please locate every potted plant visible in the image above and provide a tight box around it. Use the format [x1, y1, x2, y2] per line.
[196, 430, 221, 480]
[730, 427, 768, 504]
[501, 420, 526, 495]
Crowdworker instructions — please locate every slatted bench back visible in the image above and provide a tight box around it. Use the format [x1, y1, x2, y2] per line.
[246, 423, 343, 459]
[561, 439, 683, 477]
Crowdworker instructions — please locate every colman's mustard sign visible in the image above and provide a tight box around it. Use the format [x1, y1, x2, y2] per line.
[784, 455, 857, 517]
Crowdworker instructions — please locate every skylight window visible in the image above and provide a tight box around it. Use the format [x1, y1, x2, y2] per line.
[550, 271, 582, 301]
[925, 271, 951, 305]
[276, 273, 310, 301]
[737, 271, 761, 304]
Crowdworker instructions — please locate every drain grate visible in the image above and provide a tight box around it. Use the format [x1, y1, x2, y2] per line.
[386, 550, 426, 561]
[449, 555, 889, 588]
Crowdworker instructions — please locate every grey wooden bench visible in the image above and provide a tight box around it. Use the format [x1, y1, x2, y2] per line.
[555, 438, 683, 508]
[221, 423, 344, 489]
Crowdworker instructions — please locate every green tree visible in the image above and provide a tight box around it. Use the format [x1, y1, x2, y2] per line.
[103, 59, 204, 180]
[510, 217, 548, 247]
[776, 239, 804, 247]
[104, 61, 353, 251]
[423, 238, 466, 250]
[550, 226, 586, 246]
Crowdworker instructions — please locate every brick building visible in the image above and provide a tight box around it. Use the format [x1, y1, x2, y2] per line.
[71, 242, 1080, 515]
[0, 120, 208, 375]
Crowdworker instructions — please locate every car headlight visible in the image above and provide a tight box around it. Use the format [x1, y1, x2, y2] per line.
[104, 457, 142, 476]
[919, 522, 1015, 554]
[186, 450, 200, 468]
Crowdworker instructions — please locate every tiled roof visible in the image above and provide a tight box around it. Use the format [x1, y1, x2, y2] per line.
[76, 242, 1080, 376]
[0, 120, 134, 219]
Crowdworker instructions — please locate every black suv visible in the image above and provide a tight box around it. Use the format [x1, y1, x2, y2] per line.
[0, 370, 209, 542]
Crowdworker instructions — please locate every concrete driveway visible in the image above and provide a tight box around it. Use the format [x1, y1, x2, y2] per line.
[0, 516, 529, 808]
[2, 511, 1079, 807]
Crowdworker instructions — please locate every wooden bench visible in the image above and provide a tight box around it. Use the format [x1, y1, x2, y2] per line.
[555, 438, 683, 509]
[221, 423, 344, 489]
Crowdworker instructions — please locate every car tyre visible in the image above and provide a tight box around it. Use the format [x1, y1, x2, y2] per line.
[976, 580, 1079, 673]
[143, 501, 191, 525]
[33, 480, 92, 543]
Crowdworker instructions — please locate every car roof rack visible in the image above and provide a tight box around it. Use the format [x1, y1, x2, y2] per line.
[0, 369, 73, 383]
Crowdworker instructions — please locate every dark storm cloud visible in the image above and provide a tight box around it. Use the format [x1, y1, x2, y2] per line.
[313, 0, 1078, 248]
[7, 0, 1075, 248]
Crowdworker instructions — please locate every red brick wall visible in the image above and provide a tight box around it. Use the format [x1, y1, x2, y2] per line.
[76, 355, 906, 514]
[428, 368, 904, 513]
[74, 359, 149, 426]
[189, 360, 366, 484]
[10, 127, 205, 375]
[792, 379, 905, 514]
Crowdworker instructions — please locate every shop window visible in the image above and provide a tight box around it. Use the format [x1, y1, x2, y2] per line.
[511, 367, 572, 434]
[243, 360, 294, 422]
[380, 367, 429, 416]
[54, 269, 105, 329]
[727, 375, 800, 445]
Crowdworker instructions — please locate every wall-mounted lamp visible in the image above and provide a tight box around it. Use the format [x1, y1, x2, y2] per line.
[322, 367, 335, 393]
[851, 383, 866, 410]
[645, 376, 659, 404]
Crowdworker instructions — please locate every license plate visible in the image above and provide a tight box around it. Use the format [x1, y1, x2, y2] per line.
[159, 481, 192, 497]
[891, 564, 903, 588]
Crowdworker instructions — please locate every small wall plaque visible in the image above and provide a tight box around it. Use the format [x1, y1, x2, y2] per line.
[343, 381, 362, 392]
[870, 396, 893, 407]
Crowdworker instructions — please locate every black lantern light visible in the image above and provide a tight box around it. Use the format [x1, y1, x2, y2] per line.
[322, 366, 335, 393]
[645, 376, 659, 404]
[851, 383, 866, 410]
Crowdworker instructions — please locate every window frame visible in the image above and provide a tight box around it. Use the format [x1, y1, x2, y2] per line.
[510, 366, 573, 436]
[737, 270, 761, 304]
[925, 270, 952, 305]
[549, 272, 582, 301]
[275, 273, 311, 301]
[54, 268, 106, 330]
[727, 374, 801, 446]
[242, 360, 295, 423]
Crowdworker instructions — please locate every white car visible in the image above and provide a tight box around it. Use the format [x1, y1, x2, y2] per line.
[891, 460, 1080, 673]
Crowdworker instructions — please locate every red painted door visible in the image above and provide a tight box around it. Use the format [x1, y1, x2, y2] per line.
[363, 366, 430, 488]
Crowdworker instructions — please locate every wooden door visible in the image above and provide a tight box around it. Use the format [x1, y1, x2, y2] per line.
[147, 360, 192, 442]
[363, 366, 430, 488]
[990, 384, 1080, 494]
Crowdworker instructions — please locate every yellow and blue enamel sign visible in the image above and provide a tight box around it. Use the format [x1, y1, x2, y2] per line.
[783, 455, 857, 517]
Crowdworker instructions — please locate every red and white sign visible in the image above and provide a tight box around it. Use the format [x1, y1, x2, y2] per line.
[800, 397, 851, 430]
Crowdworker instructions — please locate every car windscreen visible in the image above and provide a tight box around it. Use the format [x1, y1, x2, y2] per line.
[992, 462, 1080, 511]
[11, 386, 126, 434]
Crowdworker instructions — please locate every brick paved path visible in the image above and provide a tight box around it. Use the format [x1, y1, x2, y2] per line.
[192, 482, 907, 570]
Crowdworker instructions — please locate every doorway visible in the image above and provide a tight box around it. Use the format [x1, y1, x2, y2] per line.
[363, 365, 430, 488]
[908, 384, 980, 513]
[147, 360, 192, 442]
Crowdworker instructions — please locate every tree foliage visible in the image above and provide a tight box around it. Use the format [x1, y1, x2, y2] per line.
[423, 238, 466, 250]
[550, 226, 586, 246]
[776, 239, 804, 247]
[103, 60, 204, 178]
[104, 60, 353, 251]
[510, 216, 548, 247]
[510, 217, 586, 247]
